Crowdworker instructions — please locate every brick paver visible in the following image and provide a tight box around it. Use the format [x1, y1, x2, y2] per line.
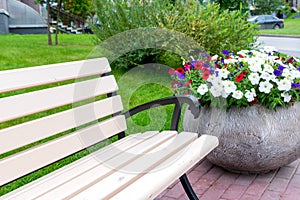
[157, 159, 300, 200]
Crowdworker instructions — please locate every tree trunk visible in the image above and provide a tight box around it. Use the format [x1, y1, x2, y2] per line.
[55, 0, 62, 45]
[47, 0, 52, 45]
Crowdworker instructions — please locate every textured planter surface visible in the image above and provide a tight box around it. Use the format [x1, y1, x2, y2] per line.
[183, 103, 300, 173]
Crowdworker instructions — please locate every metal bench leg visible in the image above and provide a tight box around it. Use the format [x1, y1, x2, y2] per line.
[180, 174, 199, 200]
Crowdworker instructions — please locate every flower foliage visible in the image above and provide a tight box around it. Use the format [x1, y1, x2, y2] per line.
[169, 47, 300, 109]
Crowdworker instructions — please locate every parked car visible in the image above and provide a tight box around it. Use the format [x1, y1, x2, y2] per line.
[248, 15, 284, 29]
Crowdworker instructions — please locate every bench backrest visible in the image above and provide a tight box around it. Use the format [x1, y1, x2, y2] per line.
[0, 58, 127, 186]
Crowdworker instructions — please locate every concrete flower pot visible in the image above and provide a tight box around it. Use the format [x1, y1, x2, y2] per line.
[183, 103, 300, 173]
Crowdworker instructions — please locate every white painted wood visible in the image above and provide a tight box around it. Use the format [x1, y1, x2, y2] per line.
[0, 58, 110, 93]
[0, 115, 127, 186]
[0, 75, 118, 123]
[71, 132, 197, 200]
[110, 134, 219, 200]
[0, 131, 160, 200]
[0, 95, 123, 154]
[0, 131, 176, 200]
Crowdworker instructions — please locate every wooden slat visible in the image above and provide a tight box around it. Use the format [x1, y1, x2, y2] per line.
[1, 131, 177, 200]
[0, 58, 110, 93]
[0, 95, 123, 154]
[0, 115, 127, 186]
[0, 75, 118, 123]
[0, 131, 161, 200]
[112, 134, 219, 200]
[71, 132, 197, 200]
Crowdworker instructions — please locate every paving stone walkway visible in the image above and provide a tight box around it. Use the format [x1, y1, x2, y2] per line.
[157, 158, 300, 200]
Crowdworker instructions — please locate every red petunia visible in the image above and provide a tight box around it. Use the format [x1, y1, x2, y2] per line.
[194, 61, 203, 70]
[201, 67, 209, 74]
[215, 63, 222, 69]
[168, 68, 175, 75]
[184, 80, 192, 86]
[176, 68, 185, 74]
[235, 73, 245, 82]
[250, 98, 258, 104]
[202, 72, 210, 80]
[239, 54, 244, 58]
[287, 57, 294, 64]
[171, 80, 178, 88]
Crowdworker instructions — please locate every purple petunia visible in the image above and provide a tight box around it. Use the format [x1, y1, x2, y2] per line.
[278, 65, 286, 71]
[298, 67, 300, 72]
[274, 69, 282, 77]
[292, 83, 300, 89]
[222, 50, 230, 56]
[177, 82, 184, 87]
[177, 73, 185, 79]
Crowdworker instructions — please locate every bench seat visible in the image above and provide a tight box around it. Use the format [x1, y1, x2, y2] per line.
[1, 131, 217, 200]
[0, 58, 218, 199]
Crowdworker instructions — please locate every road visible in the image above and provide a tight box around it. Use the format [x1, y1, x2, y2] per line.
[258, 36, 300, 58]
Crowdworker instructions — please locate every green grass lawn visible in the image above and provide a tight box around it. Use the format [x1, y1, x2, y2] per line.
[259, 18, 300, 36]
[0, 34, 174, 196]
[0, 34, 96, 70]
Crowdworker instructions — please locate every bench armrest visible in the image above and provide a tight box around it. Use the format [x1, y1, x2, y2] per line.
[123, 95, 200, 131]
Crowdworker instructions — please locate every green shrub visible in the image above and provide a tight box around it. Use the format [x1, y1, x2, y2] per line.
[164, 2, 259, 55]
[92, 0, 258, 70]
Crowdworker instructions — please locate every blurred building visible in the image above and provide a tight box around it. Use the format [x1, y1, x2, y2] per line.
[0, 0, 47, 34]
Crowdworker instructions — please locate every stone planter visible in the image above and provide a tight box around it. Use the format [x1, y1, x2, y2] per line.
[183, 103, 300, 173]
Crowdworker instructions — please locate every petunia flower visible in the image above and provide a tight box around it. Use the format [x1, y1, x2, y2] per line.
[232, 90, 243, 99]
[278, 65, 286, 71]
[274, 69, 283, 77]
[248, 72, 260, 85]
[223, 80, 237, 94]
[245, 89, 256, 102]
[168, 68, 175, 75]
[277, 79, 292, 91]
[235, 73, 245, 82]
[259, 81, 273, 93]
[209, 86, 222, 97]
[222, 50, 230, 56]
[197, 84, 208, 95]
[216, 68, 230, 79]
[281, 92, 292, 102]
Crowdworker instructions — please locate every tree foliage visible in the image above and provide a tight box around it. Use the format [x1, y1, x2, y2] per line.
[63, 0, 93, 18]
[210, 0, 248, 11]
[250, 0, 284, 14]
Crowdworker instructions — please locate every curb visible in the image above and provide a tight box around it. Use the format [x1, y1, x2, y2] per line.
[259, 34, 300, 39]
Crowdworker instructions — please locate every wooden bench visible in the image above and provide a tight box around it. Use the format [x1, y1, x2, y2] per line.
[0, 58, 218, 200]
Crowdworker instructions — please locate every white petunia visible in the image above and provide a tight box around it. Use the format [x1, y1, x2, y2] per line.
[232, 90, 243, 99]
[282, 68, 294, 81]
[221, 90, 230, 98]
[223, 80, 237, 94]
[207, 74, 221, 84]
[245, 89, 256, 102]
[248, 72, 260, 85]
[249, 63, 262, 72]
[294, 71, 300, 79]
[211, 54, 218, 61]
[259, 81, 273, 93]
[281, 92, 292, 102]
[197, 84, 209, 95]
[209, 86, 222, 97]
[263, 64, 274, 73]
[260, 71, 275, 81]
[277, 79, 292, 91]
[263, 46, 278, 54]
[216, 68, 230, 79]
